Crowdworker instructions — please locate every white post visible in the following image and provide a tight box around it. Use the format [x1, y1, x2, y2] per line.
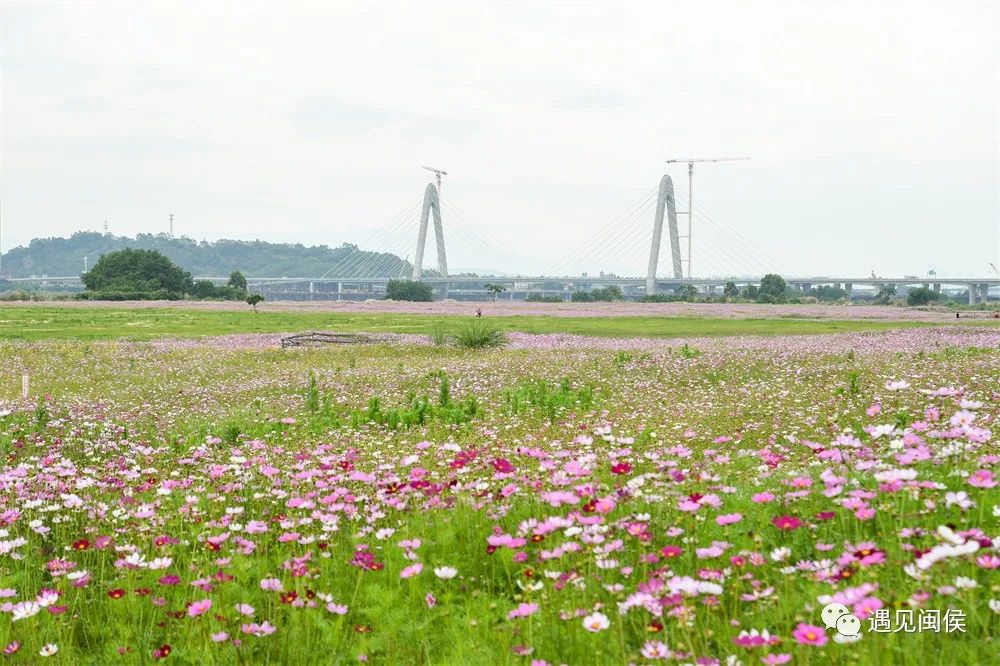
[22, 373, 29, 400]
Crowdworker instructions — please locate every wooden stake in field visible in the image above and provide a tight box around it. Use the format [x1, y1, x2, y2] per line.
[22, 373, 29, 400]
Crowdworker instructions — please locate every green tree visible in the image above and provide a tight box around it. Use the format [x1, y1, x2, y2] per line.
[385, 280, 434, 302]
[246, 293, 264, 312]
[590, 285, 623, 302]
[873, 283, 897, 305]
[812, 284, 847, 302]
[723, 281, 739, 298]
[758, 274, 787, 303]
[191, 280, 221, 298]
[81, 248, 193, 296]
[228, 270, 247, 292]
[676, 283, 699, 301]
[484, 283, 506, 301]
[906, 286, 938, 306]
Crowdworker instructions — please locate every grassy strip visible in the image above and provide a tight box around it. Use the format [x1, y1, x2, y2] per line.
[1, 305, 991, 341]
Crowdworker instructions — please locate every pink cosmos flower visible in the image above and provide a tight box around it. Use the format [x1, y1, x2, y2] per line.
[259, 578, 283, 592]
[792, 623, 828, 646]
[327, 602, 348, 615]
[752, 493, 775, 503]
[241, 622, 277, 637]
[716, 513, 742, 526]
[968, 470, 996, 489]
[761, 654, 791, 665]
[211, 632, 229, 643]
[508, 602, 539, 619]
[400, 563, 423, 579]
[187, 599, 212, 617]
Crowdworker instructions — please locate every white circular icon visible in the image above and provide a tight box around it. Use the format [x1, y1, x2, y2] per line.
[821, 602, 862, 636]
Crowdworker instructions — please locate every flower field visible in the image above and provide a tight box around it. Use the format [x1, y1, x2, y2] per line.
[0, 323, 997, 664]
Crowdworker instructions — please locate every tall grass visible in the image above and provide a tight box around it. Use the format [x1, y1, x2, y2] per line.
[452, 321, 507, 349]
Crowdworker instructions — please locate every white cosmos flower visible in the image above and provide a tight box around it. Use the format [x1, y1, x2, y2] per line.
[12, 601, 41, 622]
[583, 612, 610, 632]
[770, 547, 791, 562]
[954, 576, 978, 589]
[148, 557, 173, 570]
[433, 566, 457, 579]
[39, 644, 58, 657]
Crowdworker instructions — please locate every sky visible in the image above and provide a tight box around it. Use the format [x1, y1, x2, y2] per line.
[2, 1, 999, 278]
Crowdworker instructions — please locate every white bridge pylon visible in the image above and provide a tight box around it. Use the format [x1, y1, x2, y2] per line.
[646, 174, 683, 293]
[412, 183, 448, 280]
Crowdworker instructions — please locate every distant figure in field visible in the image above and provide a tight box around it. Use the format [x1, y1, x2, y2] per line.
[475, 308, 482, 318]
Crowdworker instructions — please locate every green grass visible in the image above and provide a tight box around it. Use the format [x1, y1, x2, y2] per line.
[0, 305, 983, 342]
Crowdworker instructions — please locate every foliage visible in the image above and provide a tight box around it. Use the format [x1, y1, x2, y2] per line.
[873, 283, 898, 305]
[78, 248, 244, 300]
[385, 280, 434, 302]
[525, 292, 563, 303]
[571, 285, 623, 302]
[723, 281, 739, 297]
[453, 321, 507, 349]
[675, 283, 699, 301]
[483, 283, 506, 301]
[907, 286, 939, 306]
[81, 248, 193, 296]
[758, 273, 787, 303]
[228, 270, 248, 292]
[305, 371, 320, 413]
[811, 284, 848, 302]
[502, 377, 595, 422]
[428, 323, 450, 346]
[1, 231, 411, 278]
[246, 293, 264, 311]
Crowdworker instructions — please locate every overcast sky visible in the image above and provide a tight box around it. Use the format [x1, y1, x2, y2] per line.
[2, 1, 998, 278]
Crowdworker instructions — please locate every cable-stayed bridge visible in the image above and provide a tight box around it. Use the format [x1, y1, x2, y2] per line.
[9, 174, 1000, 304]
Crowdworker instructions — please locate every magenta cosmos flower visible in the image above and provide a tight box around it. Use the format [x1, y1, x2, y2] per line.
[771, 515, 803, 531]
[792, 623, 828, 646]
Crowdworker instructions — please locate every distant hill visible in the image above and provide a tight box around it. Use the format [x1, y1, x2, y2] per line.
[0, 232, 419, 279]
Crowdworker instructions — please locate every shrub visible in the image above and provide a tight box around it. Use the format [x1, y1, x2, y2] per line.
[906, 286, 939, 306]
[453, 321, 507, 349]
[571, 286, 622, 302]
[525, 293, 562, 303]
[385, 280, 434, 302]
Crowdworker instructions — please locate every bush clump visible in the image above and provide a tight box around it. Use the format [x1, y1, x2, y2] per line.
[385, 280, 434, 302]
[453, 321, 507, 349]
